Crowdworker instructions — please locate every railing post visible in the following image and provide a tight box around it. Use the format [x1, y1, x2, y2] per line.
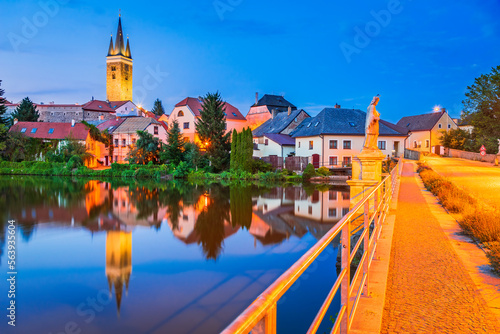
[265, 303, 277, 334]
[363, 200, 370, 296]
[374, 189, 379, 247]
[341, 219, 351, 333]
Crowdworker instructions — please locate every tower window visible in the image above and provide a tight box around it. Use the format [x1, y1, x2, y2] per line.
[112, 74, 116, 79]
[111, 66, 116, 71]
[125, 74, 128, 80]
[125, 64, 129, 71]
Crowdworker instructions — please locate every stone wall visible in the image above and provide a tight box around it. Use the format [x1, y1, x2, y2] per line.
[447, 148, 498, 163]
[40, 110, 116, 123]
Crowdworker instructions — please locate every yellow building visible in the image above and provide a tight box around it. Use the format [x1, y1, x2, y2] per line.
[106, 15, 133, 102]
[106, 231, 132, 316]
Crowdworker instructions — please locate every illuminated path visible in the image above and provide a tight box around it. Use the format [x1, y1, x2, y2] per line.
[423, 156, 500, 210]
[380, 162, 500, 333]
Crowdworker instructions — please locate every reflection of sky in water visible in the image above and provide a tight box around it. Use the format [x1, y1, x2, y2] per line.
[0, 177, 347, 334]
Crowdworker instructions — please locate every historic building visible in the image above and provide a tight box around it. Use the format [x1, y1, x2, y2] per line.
[246, 93, 297, 130]
[106, 15, 133, 102]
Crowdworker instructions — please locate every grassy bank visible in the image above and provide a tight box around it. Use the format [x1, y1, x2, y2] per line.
[418, 163, 500, 272]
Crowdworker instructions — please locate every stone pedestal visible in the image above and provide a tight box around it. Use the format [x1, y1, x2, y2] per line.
[347, 148, 385, 208]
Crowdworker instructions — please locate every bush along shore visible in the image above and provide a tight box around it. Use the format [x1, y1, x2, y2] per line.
[0, 161, 338, 184]
[418, 163, 500, 273]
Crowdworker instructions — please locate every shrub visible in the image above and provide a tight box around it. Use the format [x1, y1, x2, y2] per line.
[302, 163, 316, 180]
[111, 162, 129, 171]
[487, 244, 500, 274]
[316, 166, 331, 176]
[66, 155, 83, 170]
[173, 161, 190, 179]
[121, 169, 136, 178]
[251, 159, 273, 173]
[134, 168, 152, 178]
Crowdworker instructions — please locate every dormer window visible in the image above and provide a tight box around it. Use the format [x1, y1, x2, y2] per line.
[232, 112, 237, 117]
[98, 105, 102, 108]
[349, 122, 356, 127]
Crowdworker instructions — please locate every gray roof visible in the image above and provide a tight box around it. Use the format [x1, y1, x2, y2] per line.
[396, 111, 446, 131]
[291, 108, 408, 138]
[254, 94, 296, 109]
[113, 117, 160, 134]
[265, 133, 295, 146]
[253, 109, 308, 137]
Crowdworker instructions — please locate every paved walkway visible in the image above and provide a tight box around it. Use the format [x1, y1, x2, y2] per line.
[380, 162, 500, 334]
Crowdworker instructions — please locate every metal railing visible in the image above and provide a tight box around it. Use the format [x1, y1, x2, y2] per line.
[221, 160, 402, 334]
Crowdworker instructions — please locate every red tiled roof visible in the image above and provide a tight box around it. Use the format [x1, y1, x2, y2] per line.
[81, 100, 115, 112]
[175, 97, 246, 121]
[97, 118, 125, 133]
[143, 111, 160, 120]
[9, 122, 89, 141]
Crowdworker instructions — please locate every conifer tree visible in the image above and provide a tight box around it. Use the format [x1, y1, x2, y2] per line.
[11, 97, 39, 122]
[195, 92, 230, 172]
[230, 129, 238, 170]
[235, 130, 242, 169]
[151, 98, 165, 116]
[244, 127, 254, 172]
[164, 120, 184, 165]
[0, 80, 9, 126]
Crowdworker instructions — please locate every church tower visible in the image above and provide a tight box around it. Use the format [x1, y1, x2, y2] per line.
[106, 15, 133, 101]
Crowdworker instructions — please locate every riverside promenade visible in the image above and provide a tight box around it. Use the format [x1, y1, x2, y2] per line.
[380, 161, 500, 333]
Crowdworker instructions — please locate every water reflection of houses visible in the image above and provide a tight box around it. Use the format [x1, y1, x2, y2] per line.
[250, 186, 351, 243]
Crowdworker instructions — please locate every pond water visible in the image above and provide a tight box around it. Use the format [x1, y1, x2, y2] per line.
[0, 176, 350, 334]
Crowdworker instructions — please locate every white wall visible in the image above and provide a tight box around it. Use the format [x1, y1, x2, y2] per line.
[253, 136, 295, 158]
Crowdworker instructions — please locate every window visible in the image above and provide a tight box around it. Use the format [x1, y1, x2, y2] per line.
[122, 139, 126, 147]
[98, 105, 102, 108]
[132, 138, 136, 145]
[154, 126, 159, 135]
[413, 141, 417, 148]
[178, 110, 184, 117]
[342, 208, 350, 216]
[20, 128, 27, 133]
[114, 139, 119, 146]
[438, 123, 442, 129]
[378, 141, 386, 150]
[448, 124, 451, 129]
[111, 66, 116, 71]
[425, 140, 430, 148]
[183, 122, 189, 129]
[298, 142, 301, 148]
[329, 156, 338, 166]
[31, 128, 37, 133]
[125, 74, 128, 81]
[265, 139, 269, 146]
[348, 122, 356, 127]
[48, 128, 54, 134]
[328, 208, 337, 217]
[232, 112, 237, 117]
[309, 141, 314, 150]
[308, 206, 313, 215]
[124, 64, 129, 71]
[329, 191, 337, 201]
[343, 156, 351, 166]
[343, 192, 350, 200]
[112, 73, 116, 79]
[343, 140, 351, 149]
[329, 140, 337, 149]
[115, 156, 118, 162]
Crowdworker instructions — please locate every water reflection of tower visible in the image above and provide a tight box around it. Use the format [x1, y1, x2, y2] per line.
[106, 231, 132, 317]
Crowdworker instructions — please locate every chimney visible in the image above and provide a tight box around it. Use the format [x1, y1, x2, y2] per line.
[255, 92, 259, 105]
[71, 119, 75, 127]
[288, 105, 292, 116]
[441, 107, 446, 113]
[334, 103, 341, 108]
[99, 115, 104, 121]
[271, 108, 276, 119]
[13, 118, 18, 125]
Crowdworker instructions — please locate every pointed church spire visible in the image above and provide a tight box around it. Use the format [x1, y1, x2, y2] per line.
[125, 37, 131, 58]
[115, 16, 125, 56]
[107, 35, 114, 56]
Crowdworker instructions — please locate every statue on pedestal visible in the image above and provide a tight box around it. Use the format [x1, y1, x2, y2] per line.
[363, 95, 381, 150]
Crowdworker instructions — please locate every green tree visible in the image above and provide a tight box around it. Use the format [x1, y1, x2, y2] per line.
[195, 92, 230, 172]
[440, 128, 472, 151]
[184, 142, 208, 170]
[243, 127, 253, 172]
[151, 98, 165, 116]
[462, 65, 500, 154]
[128, 130, 162, 164]
[230, 129, 238, 170]
[0, 80, 9, 126]
[162, 120, 184, 165]
[81, 120, 114, 161]
[11, 97, 39, 122]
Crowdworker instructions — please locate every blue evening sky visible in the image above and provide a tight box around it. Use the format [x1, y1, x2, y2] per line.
[1, 0, 499, 123]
